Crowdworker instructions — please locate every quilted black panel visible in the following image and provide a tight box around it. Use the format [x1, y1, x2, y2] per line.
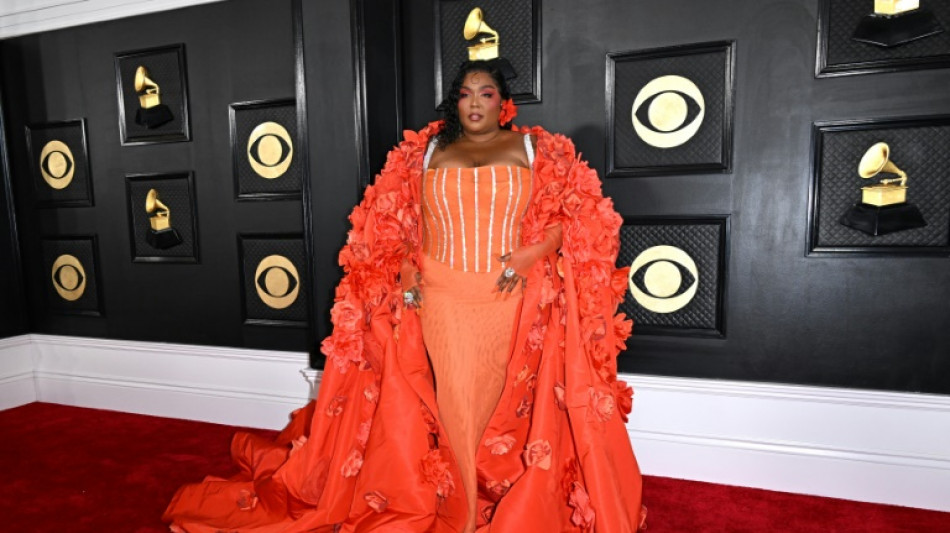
[814, 121, 950, 249]
[823, 0, 950, 68]
[231, 100, 301, 198]
[126, 173, 198, 262]
[41, 237, 101, 316]
[610, 42, 732, 174]
[437, 0, 537, 102]
[616, 219, 726, 336]
[240, 236, 308, 325]
[26, 120, 93, 206]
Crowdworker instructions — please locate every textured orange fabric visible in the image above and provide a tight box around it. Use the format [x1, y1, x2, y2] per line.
[419, 254, 522, 532]
[421, 166, 532, 273]
[163, 122, 646, 532]
[419, 164, 531, 532]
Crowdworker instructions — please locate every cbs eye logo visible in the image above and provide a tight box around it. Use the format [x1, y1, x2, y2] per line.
[51, 254, 86, 301]
[247, 122, 293, 179]
[39, 140, 75, 190]
[628, 245, 698, 313]
[254, 255, 300, 309]
[631, 75, 705, 149]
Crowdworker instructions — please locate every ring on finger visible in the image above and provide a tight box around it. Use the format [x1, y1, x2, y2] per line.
[503, 267, 516, 279]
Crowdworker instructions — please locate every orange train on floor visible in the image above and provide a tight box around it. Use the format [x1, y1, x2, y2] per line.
[164, 122, 647, 532]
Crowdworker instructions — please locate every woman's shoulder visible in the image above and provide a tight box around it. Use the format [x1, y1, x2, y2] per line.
[499, 128, 537, 148]
[490, 129, 523, 143]
[509, 124, 557, 145]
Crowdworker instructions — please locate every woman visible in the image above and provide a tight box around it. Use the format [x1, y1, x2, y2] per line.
[164, 60, 646, 532]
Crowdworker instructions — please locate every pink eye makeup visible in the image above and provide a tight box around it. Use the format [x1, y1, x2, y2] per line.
[458, 85, 499, 101]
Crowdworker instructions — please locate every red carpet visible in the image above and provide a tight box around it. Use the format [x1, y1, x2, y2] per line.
[1, 402, 948, 532]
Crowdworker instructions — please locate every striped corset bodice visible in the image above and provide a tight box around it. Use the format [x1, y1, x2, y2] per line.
[421, 165, 532, 273]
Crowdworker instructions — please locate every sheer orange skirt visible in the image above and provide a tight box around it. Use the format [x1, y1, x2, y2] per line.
[418, 253, 521, 531]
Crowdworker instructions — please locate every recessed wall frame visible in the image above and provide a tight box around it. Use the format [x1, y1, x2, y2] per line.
[229, 98, 301, 201]
[238, 234, 308, 328]
[807, 115, 950, 256]
[816, 0, 950, 78]
[434, 0, 541, 106]
[41, 235, 103, 317]
[25, 119, 94, 207]
[114, 43, 190, 145]
[616, 215, 729, 338]
[125, 171, 199, 263]
[606, 40, 736, 178]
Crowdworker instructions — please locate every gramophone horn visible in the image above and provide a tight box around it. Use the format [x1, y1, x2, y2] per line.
[145, 189, 169, 215]
[145, 188, 158, 212]
[858, 142, 888, 178]
[858, 142, 905, 180]
[464, 8, 497, 40]
[134, 66, 146, 92]
[135, 66, 159, 94]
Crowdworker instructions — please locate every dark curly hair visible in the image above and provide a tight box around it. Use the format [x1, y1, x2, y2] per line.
[436, 60, 513, 148]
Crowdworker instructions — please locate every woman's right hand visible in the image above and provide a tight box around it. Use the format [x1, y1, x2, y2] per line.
[400, 259, 423, 308]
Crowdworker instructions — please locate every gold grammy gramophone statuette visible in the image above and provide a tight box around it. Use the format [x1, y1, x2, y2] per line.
[839, 142, 926, 236]
[464, 8, 499, 61]
[852, 0, 944, 48]
[133, 66, 174, 129]
[145, 189, 183, 249]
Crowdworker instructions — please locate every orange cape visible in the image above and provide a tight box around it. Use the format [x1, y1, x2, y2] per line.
[164, 122, 646, 532]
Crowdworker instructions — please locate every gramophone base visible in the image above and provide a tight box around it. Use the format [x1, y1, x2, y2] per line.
[852, 8, 944, 48]
[839, 202, 927, 236]
[135, 104, 174, 129]
[147, 227, 183, 249]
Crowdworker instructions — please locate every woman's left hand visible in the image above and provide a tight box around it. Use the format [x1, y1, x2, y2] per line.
[494, 224, 562, 293]
[495, 249, 533, 293]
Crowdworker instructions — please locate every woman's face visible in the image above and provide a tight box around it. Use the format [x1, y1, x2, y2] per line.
[457, 70, 502, 136]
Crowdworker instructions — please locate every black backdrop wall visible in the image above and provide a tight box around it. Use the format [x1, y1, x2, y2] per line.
[0, 84, 27, 338]
[401, 0, 950, 394]
[1, 0, 305, 351]
[296, 0, 362, 355]
[2, 0, 949, 395]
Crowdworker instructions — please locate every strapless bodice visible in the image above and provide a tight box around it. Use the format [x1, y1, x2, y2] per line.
[422, 165, 532, 273]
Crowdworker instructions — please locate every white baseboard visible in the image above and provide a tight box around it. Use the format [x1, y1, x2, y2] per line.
[28, 334, 312, 430]
[624, 374, 950, 512]
[0, 335, 37, 410]
[0, 0, 225, 39]
[2, 334, 948, 512]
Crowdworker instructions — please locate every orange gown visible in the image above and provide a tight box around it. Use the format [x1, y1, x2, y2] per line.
[419, 163, 533, 531]
[163, 122, 646, 532]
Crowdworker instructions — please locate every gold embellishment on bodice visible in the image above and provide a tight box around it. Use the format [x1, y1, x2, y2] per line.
[422, 166, 532, 273]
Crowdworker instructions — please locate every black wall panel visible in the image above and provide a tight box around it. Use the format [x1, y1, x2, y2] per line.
[1, 0, 305, 351]
[298, 0, 362, 366]
[402, 0, 950, 394]
[297, 0, 403, 367]
[0, 84, 27, 338]
[352, 0, 404, 187]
